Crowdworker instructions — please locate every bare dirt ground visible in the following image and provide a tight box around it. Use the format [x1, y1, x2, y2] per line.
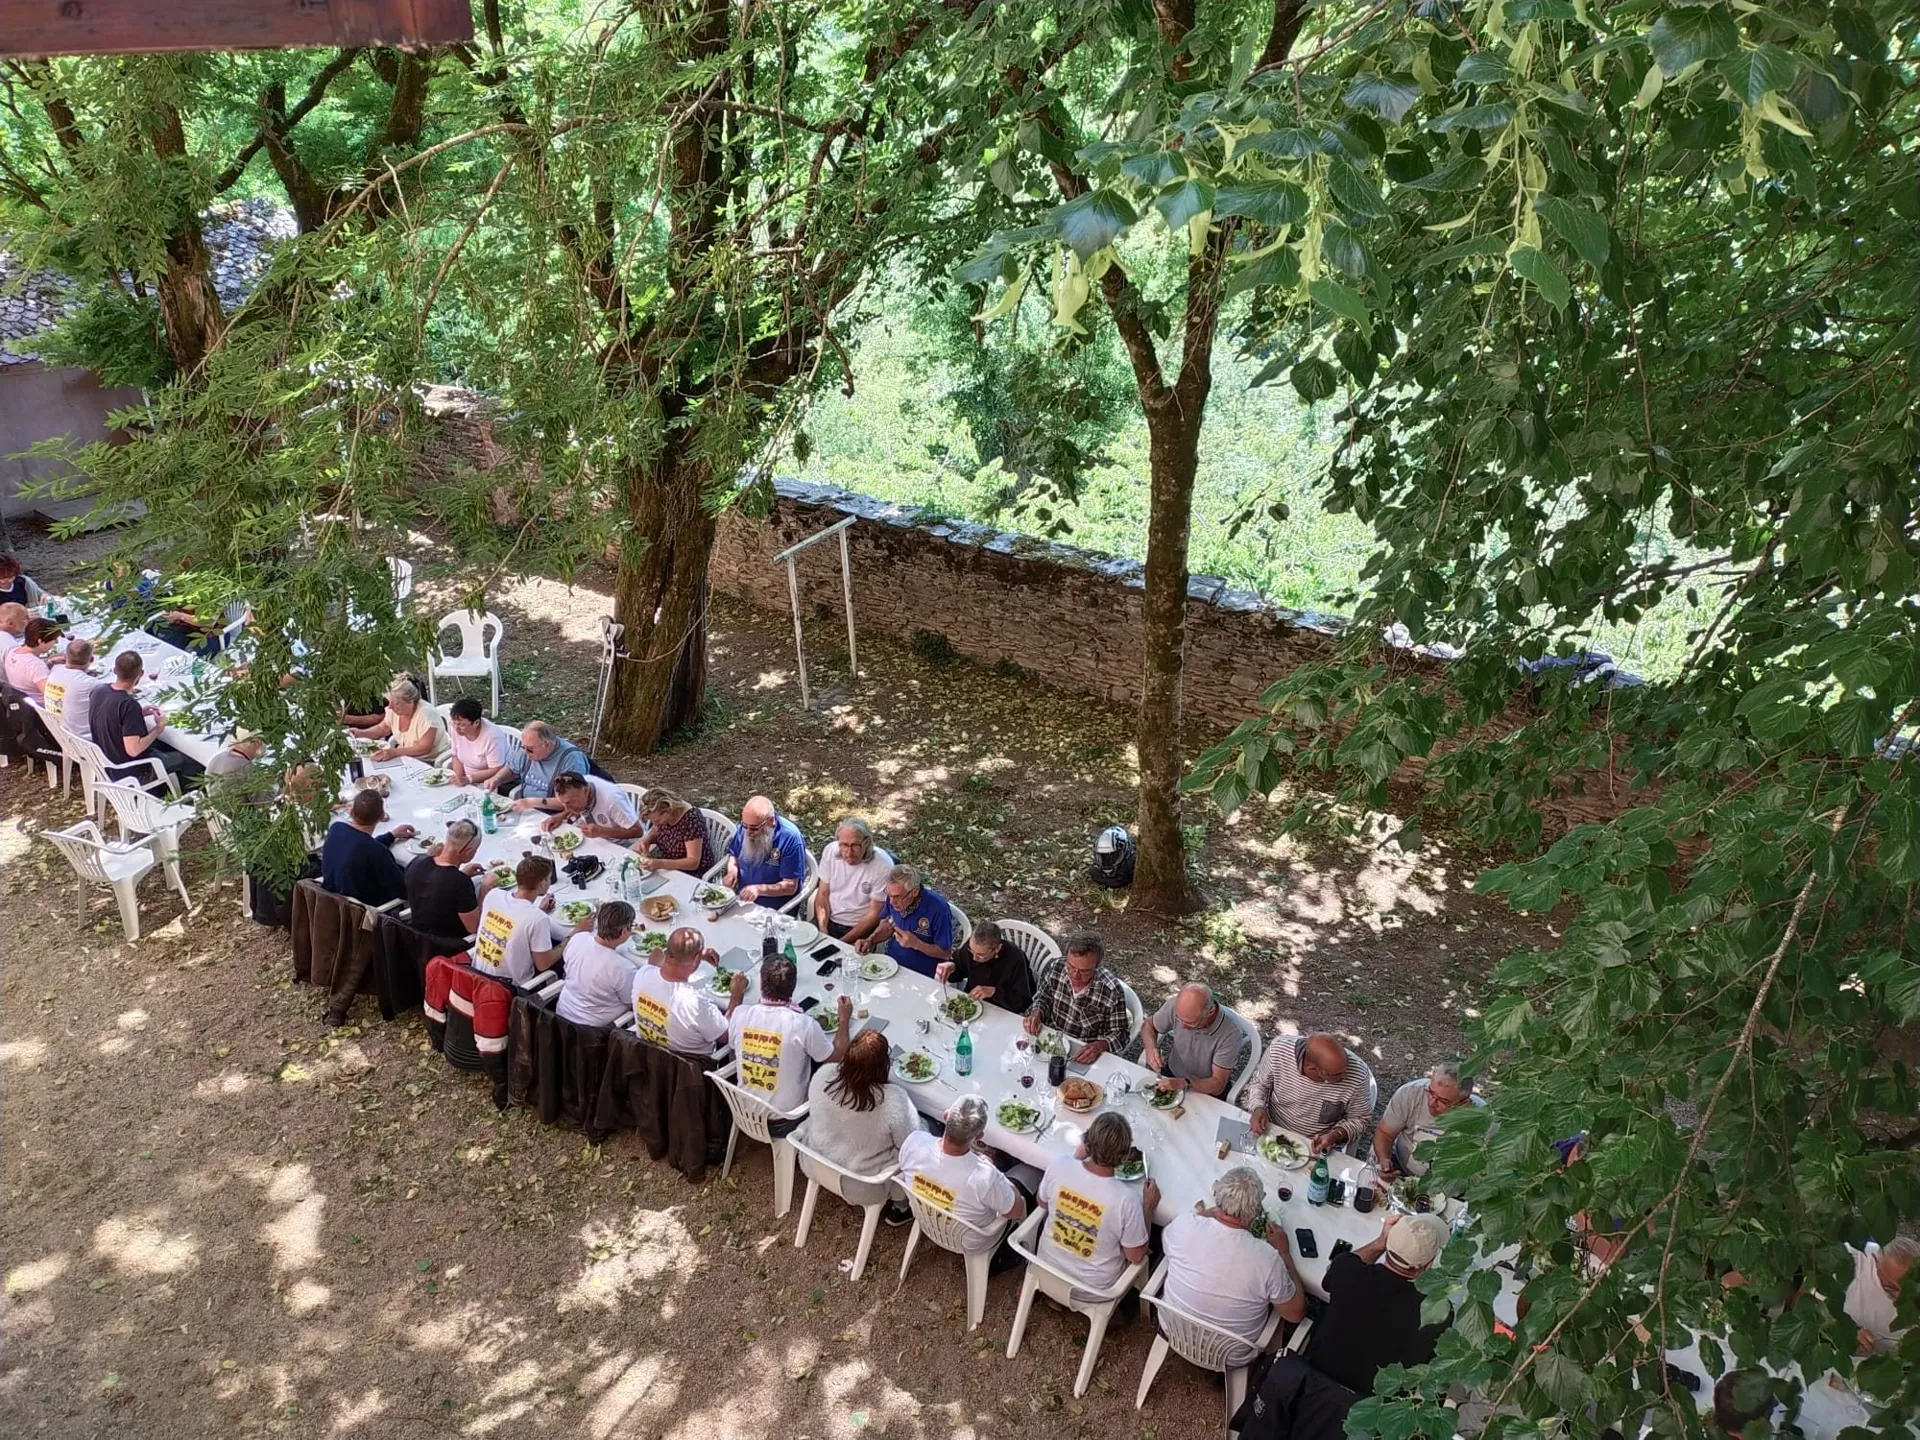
[2, 523, 1550, 1439]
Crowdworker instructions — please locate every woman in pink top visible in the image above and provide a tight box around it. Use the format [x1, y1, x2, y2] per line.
[3, 618, 61, 696]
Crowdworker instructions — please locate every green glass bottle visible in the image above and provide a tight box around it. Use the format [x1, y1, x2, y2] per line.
[954, 1024, 973, 1076]
[1306, 1155, 1330, 1206]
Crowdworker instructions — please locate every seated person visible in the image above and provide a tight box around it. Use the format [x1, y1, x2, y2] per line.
[530, 770, 642, 842]
[1023, 934, 1131, 1063]
[0, 602, 27, 660]
[1302, 1213, 1451, 1396]
[935, 919, 1034, 1012]
[796, 1028, 924, 1223]
[44, 637, 101, 738]
[1374, 1061, 1484, 1180]
[1140, 983, 1241, 1099]
[1245, 1032, 1377, 1155]
[1845, 1235, 1916, 1355]
[722, 795, 807, 908]
[347, 678, 448, 763]
[814, 817, 893, 942]
[320, 789, 418, 907]
[0, 552, 42, 609]
[897, 1096, 1026, 1268]
[631, 788, 709, 873]
[630, 925, 746, 1055]
[473, 855, 584, 986]
[1035, 1112, 1158, 1298]
[91, 649, 199, 781]
[726, 954, 849, 1131]
[403, 819, 500, 940]
[856, 863, 954, 978]
[1163, 1167, 1306, 1360]
[555, 902, 641, 1028]
[3, 617, 60, 696]
[445, 697, 524, 789]
[508, 721, 590, 803]
[204, 730, 266, 784]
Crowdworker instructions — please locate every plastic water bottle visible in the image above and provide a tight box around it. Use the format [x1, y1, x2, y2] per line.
[1307, 1155, 1330, 1207]
[955, 1024, 973, 1077]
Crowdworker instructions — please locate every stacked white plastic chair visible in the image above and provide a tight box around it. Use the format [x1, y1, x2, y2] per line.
[96, 781, 197, 908]
[43, 820, 186, 942]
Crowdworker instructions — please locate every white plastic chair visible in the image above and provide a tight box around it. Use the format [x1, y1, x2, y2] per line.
[997, 919, 1061, 972]
[1005, 1206, 1147, 1398]
[388, 558, 414, 612]
[948, 898, 972, 950]
[898, 1187, 1009, 1331]
[42, 820, 181, 942]
[201, 810, 251, 916]
[778, 846, 820, 916]
[426, 610, 504, 713]
[1119, 979, 1146, 1053]
[1136, 1257, 1287, 1430]
[706, 1061, 807, 1219]
[698, 807, 740, 881]
[1219, 1004, 1264, 1102]
[97, 781, 197, 906]
[71, 733, 180, 823]
[616, 782, 649, 819]
[787, 1132, 898, 1282]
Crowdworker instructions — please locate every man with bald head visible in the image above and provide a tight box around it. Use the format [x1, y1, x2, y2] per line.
[1140, 984, 1241, 1098]
[630, 924, 747, 1055]
[1245, 1031, 1377, 1156]
[723, 795, 808, 908]
[0, 601, 28, 661]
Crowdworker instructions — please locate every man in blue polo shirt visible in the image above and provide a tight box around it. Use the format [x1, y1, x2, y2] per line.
[723, 795, 808, 908]
[856, 863, 955, 978]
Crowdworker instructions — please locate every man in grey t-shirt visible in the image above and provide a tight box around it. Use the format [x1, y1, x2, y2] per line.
[1140, 983, 1242, 1098]
[1373, 1061, 1485, 1178]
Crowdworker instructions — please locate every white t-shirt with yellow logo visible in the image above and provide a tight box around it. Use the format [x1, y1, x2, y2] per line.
[727, 1001, 833, 1113]
[629, 965, 730, 1056]
[896, 1131, 1018, 1252]
[470, 890, 560, 986]
[1036, 1155, 1148, 1293]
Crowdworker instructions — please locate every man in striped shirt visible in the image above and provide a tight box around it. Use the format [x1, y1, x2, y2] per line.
[1245, 1033, 1376, 1156]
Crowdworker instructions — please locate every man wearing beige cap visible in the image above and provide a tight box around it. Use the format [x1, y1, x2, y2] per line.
[1302, 1212, 1452, 1397]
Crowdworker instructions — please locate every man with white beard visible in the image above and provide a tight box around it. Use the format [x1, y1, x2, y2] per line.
[721, 794, 808, 909]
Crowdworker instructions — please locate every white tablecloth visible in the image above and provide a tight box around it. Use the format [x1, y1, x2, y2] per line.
[61, 615, 225, 765]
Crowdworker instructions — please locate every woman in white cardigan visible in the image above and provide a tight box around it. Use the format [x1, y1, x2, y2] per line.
[796, 1027, 924, 1217]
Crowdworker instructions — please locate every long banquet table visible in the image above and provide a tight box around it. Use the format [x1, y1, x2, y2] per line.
[58, 611, 227, 766]
[368, 752, 1456, 1299]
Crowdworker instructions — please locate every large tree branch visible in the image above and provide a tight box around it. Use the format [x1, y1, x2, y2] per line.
[1256, 0, 1309, 71]
[213, 48, 361, 197]
[1151, 0, 1198, 82]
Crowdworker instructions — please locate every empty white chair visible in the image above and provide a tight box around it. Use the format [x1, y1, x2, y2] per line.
[42, 820, 181, 942]
[1136, 1257, 1287, 1431]
[388, 557, 414, 612]
[1219, 1004, 1264, 1103]
[778, 846, 820, 916]
[947, 898, 972, 949]
[787, 1132, 897, 1282]
[898, 1189, 1008, 1331]
[706, 1061, 806, 1218]
[96, 781, 196, 908]
[1005, 1205, 1148, 1398]
[426, 609, 504, 713]
[698, 807, 740, 881]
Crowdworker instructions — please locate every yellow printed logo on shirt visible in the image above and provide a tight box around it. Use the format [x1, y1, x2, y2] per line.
[43, 677, 67, 715]
[1048, 1186, 1105, 1261]
[634, 993, 669, 1047]
[910, 1174, 956, 1212]
[476, 907, 515, 969]
[740, 1026, 782, 1094]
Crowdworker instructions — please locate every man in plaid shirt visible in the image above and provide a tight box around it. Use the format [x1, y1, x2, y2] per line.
[1245, 1033, 1377, 1156]
[1023, 934, 1131, 1063]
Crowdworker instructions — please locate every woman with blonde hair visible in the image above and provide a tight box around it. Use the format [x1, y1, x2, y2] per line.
[632, 787, 709, 873]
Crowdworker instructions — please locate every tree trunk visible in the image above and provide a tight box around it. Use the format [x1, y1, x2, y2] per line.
[148, 98, 225, 375]
[600, 446, 717, 754]
[1130, 401, 1206, 914]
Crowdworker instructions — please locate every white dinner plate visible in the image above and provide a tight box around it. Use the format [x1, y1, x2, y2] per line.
[891, 1051, 941, 1084]
[856, 955, 898, 981]
[786, 920, 820, 946]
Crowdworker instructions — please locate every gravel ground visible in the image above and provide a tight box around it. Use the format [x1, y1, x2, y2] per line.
[2, 523, 1549, 1438]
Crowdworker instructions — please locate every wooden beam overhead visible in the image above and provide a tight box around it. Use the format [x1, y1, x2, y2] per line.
[0, 0, 474, 58]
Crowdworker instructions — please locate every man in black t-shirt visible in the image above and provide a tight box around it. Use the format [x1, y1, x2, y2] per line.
[90, 650, 199, 782]
[403, 818, 498, 941]
[1304, 1212, 1452, 1396]
[933, 919, 1035, 1013]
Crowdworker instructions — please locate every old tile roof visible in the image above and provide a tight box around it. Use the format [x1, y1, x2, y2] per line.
[0, 197, 295, 367]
